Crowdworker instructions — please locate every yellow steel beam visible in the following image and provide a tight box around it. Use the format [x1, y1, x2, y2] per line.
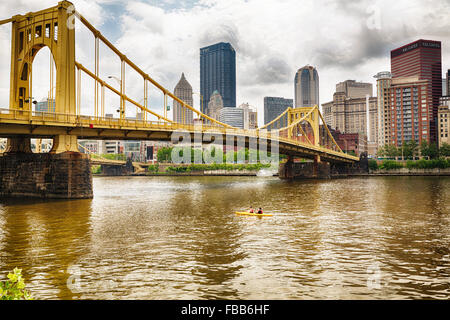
[75, 62, 173, 123]
[74, 10, 233, 129]
[0, 18, 13, 25]
[259, 107, 291, 130]
[317, 108, 343, 153]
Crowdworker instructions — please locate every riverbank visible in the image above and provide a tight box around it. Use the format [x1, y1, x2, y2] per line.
[367, 168, 450, 176]
[94, 169, 278, 177]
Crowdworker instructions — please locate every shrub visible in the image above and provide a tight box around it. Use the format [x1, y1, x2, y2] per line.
[0, 268, 33, 300]
[147, 164, 159, 173]
[91, 165, 102, 174]
[368, 159, 378, 171]
[379, 160, 403, 170]
[406, 159, 450, 169]
[99, 153, 126, 161]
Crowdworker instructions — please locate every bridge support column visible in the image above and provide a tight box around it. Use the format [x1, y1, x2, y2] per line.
[50, 135, 79, 153]
[313, 155, 321, 177]
[279, 156, 330, 180]
[4, 137, 32, 153]
[330, 152, 369, 177]
[0, 136, 92, 199]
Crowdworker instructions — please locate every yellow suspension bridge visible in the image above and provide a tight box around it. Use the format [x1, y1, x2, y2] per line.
[0, 1, 361, 199]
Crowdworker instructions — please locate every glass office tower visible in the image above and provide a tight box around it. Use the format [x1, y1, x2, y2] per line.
[200, 42, 236, 113]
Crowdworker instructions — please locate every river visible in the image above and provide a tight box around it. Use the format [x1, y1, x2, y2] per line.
[0, 176, 449, 299]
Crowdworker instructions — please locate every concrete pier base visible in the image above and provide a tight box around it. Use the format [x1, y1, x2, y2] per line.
[278, 153, 369, 180]
[0, 151, 93, 199]
[330, 153, 369, 177]
[279, 158, 331, 179]
[100, 159, 134, 176]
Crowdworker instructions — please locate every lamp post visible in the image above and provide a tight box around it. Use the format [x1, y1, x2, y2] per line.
[108, 76, 124, 119]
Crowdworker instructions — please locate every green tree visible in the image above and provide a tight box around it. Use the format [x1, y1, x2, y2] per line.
[378, 144, 399, 157]
[401, 140, 418, 159]
[157, 147, 172, 162]
[439, 143, 450, 157]
[420, 141, 439, 159]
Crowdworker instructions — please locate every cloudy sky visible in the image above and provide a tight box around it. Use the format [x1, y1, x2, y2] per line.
[0, 0, 449, 125]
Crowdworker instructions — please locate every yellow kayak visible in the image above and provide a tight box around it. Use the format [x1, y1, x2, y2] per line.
[235, 212, 273, 217]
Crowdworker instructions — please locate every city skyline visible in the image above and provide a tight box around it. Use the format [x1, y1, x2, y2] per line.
[0, 0, 449, 127]
[0, 1, 450, 305]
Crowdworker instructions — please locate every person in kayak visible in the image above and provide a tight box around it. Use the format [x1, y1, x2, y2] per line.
[248, 207, 254, 213]
[257, 208, 263, 214]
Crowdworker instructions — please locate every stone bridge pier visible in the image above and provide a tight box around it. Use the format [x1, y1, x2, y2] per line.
[279, 156, 331, 179]
[279, 153, 369, 180]
[0, 136, 93, 199]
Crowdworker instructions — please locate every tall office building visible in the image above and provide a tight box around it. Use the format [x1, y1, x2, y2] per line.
[219, 107, 244, 129]
[446, 69, 450, 96]
[294, 66, 319, 108]
[389, 76, 431, 146]
[35, 98, 55, 113]
[264, 97, 293, 125]
[374, 72, 392, 148]
[207, 90, 224, 121]
[173, 73, 193, 125]
[200, 42, 236, 113]
[238, 103, 258, 129]
[322, 81, 378, 155]
[438, 97, 450, 147]
[336, 80, 373, 99]
[391, 39, 442, 143]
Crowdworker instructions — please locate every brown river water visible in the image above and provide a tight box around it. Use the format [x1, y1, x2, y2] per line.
[0, 176, 449, 299]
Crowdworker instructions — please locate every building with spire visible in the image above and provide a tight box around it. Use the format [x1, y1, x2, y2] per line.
[173, 73, 193, 125]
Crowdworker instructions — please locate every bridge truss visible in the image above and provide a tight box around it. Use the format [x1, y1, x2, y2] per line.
[0, 1, 358, 164]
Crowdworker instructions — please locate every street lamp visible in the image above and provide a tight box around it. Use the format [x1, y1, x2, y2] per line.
[108, 75, 121, 86]
[108, 75, 124, 119]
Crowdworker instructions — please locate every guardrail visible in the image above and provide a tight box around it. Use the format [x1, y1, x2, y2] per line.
[0, 108, 359, 162]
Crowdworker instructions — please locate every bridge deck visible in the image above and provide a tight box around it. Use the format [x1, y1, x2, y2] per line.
[0, 109, 359, 164]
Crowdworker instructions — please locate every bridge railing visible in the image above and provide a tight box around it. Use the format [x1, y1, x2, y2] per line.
[0, 107, 359, 161]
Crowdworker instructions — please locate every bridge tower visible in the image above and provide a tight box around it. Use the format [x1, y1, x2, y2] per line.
[0, 1, 92, 199]
[6, 0, 78, 153]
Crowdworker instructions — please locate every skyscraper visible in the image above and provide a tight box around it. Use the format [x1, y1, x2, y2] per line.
[173, 73, 193, 124]
[207, 90, 224, 121]
[35, 98, 55, 113]
[336, 80, 373, 99]
[443, 78, 448, 97]
[389, 76, 430, 146]
[264, 97, 293, 125]
[391, 39, 442, 143]
[447, 69, 450, 96]
[294, 66, 319, 108]
[219, 108, 244, 129]
[200, 42, 236, 113]
[438, 97, 449, 147]
[238, 103, 258, 129]
[322, 80, 378, 155]
[374, 72, 392, 148]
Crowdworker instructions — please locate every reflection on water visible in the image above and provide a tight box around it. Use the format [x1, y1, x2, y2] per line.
[0, 176, 449, 299]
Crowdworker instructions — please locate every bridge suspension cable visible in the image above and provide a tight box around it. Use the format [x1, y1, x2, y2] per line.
[73, 10, 233, 129]
[0, 2, 358, 163]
